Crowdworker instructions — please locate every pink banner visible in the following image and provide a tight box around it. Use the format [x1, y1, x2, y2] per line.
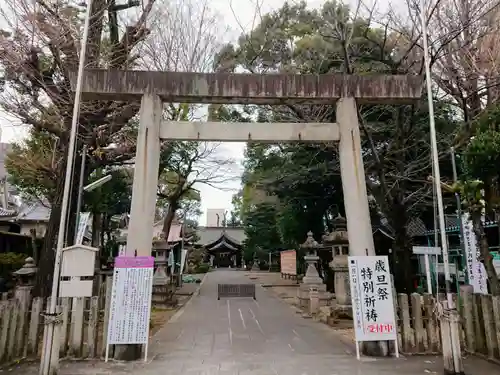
[115, 256, 155, 268]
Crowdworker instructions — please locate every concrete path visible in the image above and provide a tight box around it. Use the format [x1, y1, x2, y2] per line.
[134, 269, 500, 374]
[13, 269, 500, 374]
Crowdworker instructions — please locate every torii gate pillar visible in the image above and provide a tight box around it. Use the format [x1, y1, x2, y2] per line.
[337, 97, 375, 256]
[125, 94, 162, 257]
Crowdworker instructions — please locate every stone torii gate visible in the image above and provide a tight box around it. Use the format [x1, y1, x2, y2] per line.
[73, 70, 421, 263]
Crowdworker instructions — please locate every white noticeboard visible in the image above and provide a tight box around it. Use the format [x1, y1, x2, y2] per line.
[106, 256, 154, 362]
[461, 213, 488, 294]
[348, 255, 399, 360]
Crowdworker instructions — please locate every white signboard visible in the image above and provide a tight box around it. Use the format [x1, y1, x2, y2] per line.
[412, 246, 441, 256]
[461, 213, 488, 294]
[348, 256, 399, 359]
[75, 212, 91, 244]
[106, 256, 154, 362]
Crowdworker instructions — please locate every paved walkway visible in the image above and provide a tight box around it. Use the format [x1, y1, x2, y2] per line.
[14, 269, 500, 374]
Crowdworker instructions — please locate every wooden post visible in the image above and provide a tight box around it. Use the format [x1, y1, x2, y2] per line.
[492, 296, 500, 360]
[473, 293, 487, 354]
[460, 285, 475, 352]
[87, 297, 99, 357]
[6, 299, 19, 361]
[411, 293, 425, 352]
[59, 298, 70, 357]
[101, 274, 113, 357]
[481, 294, 499, 359]
[398, 293, 412, 352]
[0, 301, 12, 363]
[423, 293, 439, 352]
[69, 297, 85, 358]
[27, 297, 43, 357]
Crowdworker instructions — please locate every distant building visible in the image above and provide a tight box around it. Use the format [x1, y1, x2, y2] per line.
[206, 208, 226, 227]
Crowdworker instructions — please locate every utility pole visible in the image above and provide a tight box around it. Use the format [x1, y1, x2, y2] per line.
[39, 1, 93, 374]
[419, 1, 463, 373]
[74, 145, 87, 244]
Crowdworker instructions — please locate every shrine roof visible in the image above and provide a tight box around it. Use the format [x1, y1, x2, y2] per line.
[196, 226, 245, 247]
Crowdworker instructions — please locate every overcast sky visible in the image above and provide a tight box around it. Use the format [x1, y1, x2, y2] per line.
[0, 0, 391, 225]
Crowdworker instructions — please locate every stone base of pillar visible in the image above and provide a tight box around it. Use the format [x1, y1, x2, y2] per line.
[361, 341, 390, 357]
[114, 344, 142, 361]
[334, 303, 352, 319]
[297, 283, 328, 309]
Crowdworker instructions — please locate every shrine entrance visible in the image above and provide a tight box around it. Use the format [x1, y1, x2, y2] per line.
[72, 70, 421, 360]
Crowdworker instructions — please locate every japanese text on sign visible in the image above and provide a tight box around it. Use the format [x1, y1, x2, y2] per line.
[107, 256, 154, 345]
[348, 256, 397, 342]
[461, 213, 487, 294]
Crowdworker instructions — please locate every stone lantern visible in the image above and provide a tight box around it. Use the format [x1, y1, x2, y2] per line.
[323, 214, 351, 317]
[13, 257, 37, 286]
[13, 257, 38, 308]
[297, 231, 330, 309]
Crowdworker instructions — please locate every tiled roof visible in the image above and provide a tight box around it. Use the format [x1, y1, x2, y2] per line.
[15, 203, 51, 222]
[196, 227, 246, 246]
[415, 215, 498, 236]
[0, 207, 16, 217]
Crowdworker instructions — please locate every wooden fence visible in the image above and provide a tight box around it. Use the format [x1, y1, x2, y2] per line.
[395, 289, 500, 360]
[0, 279, 113, 367]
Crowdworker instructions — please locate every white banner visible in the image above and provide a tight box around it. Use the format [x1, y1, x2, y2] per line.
[75, 212, 91, 244]
[461, 213, 488, 294]
[348, 256, 397, 342]
[180, 249, 188, 275]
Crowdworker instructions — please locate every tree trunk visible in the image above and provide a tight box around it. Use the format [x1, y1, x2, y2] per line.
[471, 212, 500, 295]
[162, 199, 179, 239]
[33, 154, 82, 297]
[91, 212, 101, 247]
[392, 228, 415, 294]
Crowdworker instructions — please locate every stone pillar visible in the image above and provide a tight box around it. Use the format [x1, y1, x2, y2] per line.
[125, 94, 162, 257]
[117, 94, 162, 361]
[338, 98, 387, 356]
[337, 97, 375, 257]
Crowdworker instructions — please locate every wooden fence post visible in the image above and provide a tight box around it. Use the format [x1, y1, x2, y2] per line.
[481, 294, 499, 359]
[69, 297, 85, 358]
[492, 296, 500, 360]
[423, 293, 439, 352]
[460, 285, 475, 352]
[398, 293, 412, 353]
[59, 298, 70, 357]
[473, 293, 487, 354]
[27, 297, 43, 357]
[6, 299, 19, 361]
[87, 297, 99, 357]
[0, 301, 12, 363]
[101, 274, 113, 357]
[411, 293, 425, 352]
